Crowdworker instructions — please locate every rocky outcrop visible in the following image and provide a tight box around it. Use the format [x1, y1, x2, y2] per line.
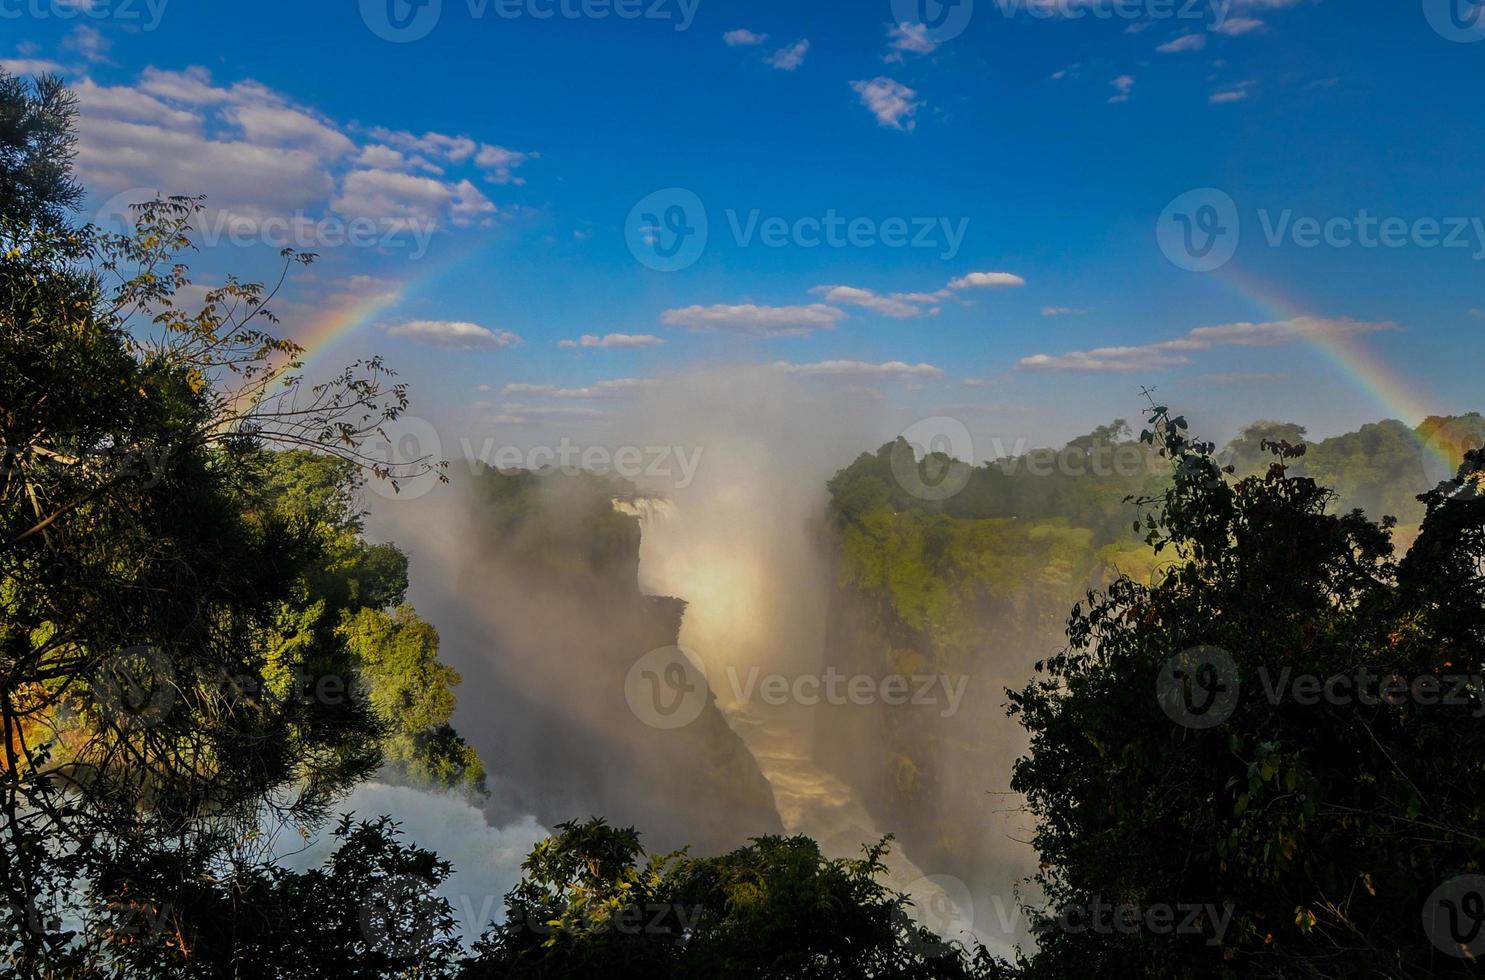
[423, 466, 782, 855]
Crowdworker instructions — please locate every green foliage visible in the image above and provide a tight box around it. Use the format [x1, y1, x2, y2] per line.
[92, 816, 463, 980]
[0, 70, 452, 977]
[1220, 415, 1485, 528]
[466, 818, 1007, 980]
[829, 421, 1166, 546]
[0, 71, 81, 228]
[341, 606, 486, 798]
[1006, 403, 1485, 978]
[467, 464, 641, 583]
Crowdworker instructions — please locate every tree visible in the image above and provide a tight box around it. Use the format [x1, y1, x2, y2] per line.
[341, 606, 487, 797]
[0, 68, 441, 977]
[0, 73, 80, 229]
[465, 819, 1004, 980]
[93, 816, 464, 980]
[1006, 402, 1485, 978]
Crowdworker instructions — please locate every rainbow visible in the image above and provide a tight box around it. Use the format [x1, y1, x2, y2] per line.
[291, 282, 408, 369]
[272, 252, 1470, 481]
[1213, 269, 1464, 479]
[285, 244, 488, 371]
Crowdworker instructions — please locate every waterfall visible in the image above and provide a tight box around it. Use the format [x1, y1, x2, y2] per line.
[613, 494, 988, 955]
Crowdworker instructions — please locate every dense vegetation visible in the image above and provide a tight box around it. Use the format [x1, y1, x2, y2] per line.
[1007, 406, 1485, 978]
[0, 71, 477, 976]
[819, 412, 1484, 898]
[5, 69, 1483, 978]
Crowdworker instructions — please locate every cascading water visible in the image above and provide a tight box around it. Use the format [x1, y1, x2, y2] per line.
[615, 494, 983, 952]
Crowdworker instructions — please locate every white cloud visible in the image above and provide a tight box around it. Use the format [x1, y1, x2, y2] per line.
[386, 320, 522, 351]
[804, 273, 1022, 318]
[1018, 317, 1395, 373]
[333, 169, 495, 229]
[502, 378, 655, 399]
[948, 271, 1026, 290]
[484, 402, 605, 424]
[1, 58, 66, 75]
[77, 117, 332, 217]
[62, 25, 110, 63]
[1210, 82, 1256, 104]
[473, 144, 533, 184]
[723, 28, 768, 46]
[1042, 306, 1091, 316]
[74, 77, 200, 130]
[71, 65, 525, 237]
[226, 104, 355, 158]
[850, 77, 922, 131]
[368, 127, 535, 184]
[765, 39, 810, 71]
[773, 359, 944, 379]
[1157, 33, 1207, 53]
[661, 303, 845, 336]
[558, 333, 665, 348]
[136, 66, 264, 106]
[885, 23, 937, 61]
[1109, 75, 1136, 104]
[1216, 16, 1265, 34]
[810, 285, 942, 319]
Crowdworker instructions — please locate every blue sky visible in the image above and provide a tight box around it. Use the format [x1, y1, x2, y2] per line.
[6, 0, 1482, 454]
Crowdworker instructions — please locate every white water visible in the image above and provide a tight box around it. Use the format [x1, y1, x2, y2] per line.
[616, 496, 987, 954]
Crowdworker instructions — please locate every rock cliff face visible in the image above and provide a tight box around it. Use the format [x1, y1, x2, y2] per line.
[809, 435, 1170, 922]
[814, 511, 1105, 906]
[423, 466, 782, 855]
